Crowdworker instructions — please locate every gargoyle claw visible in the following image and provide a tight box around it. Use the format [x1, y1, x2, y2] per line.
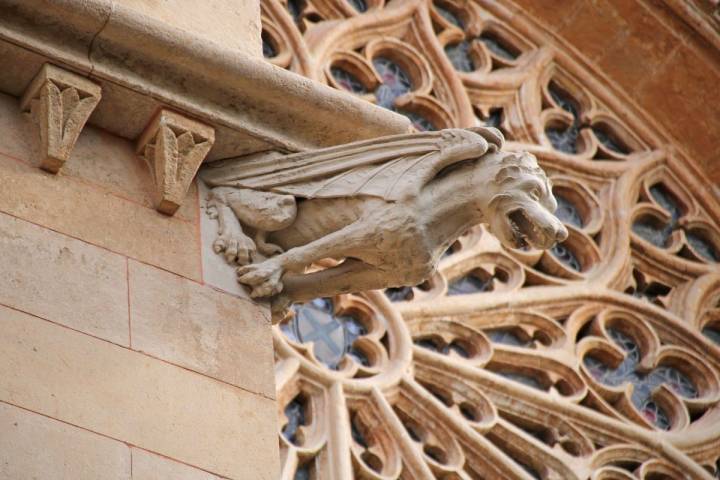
[213, 233, 256, 266]
[237, 260, 284, 296]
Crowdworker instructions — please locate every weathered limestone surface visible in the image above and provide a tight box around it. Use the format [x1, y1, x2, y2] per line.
[0, 93, 201, 280]
[0, 402, 131, 480]
[0, 305, 279, 479]
[0, 75, 278, 478]
[120, 0, 262, 58]
[132, 449, 223, 480]
[0, 212, 129, 345]
[129, 260, 275, 398]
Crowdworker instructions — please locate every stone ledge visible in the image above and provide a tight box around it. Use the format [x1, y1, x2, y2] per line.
[0, 0, 411, 161]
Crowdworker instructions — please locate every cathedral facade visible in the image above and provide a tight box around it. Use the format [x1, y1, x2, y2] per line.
[0, 1, 718, 479]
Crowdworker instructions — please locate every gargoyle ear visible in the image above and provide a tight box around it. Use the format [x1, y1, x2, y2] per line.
[465, 127, 504, 151]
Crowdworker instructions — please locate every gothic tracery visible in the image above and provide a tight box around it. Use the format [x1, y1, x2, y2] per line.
[261, 0, 720, 478]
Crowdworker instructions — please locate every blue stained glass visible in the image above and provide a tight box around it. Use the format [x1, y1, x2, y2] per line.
[549, 83, 580, 119]
[479, 32, 518, 60]
[592, 126, 629, 154]
[384, 286, 414, 302]
[649, 184, 682, 224]
[487, 329, 531, 347]
[331, 67, 367, 94]
[372, 57, 412, 109]
[447, 273, 492, 295]
[551, 242, 581, 271]
[434, 3, 463, 27]
[687, 230, 720, 262]
[415, 337, 470, 358]
[546, 125, 579, 154]
[294, 465, 311, 480]
[445, 41, 475, 72]
[286, 0, 305, 21]
[286, 298, 369, 369]
[584, 328, 698, 429]
[554, 194, 583, 227]
[282, 395, 307, 444]
[632, 217, 672, 248]
[348, 0, 367, 13]
[400, 110, 436, 131]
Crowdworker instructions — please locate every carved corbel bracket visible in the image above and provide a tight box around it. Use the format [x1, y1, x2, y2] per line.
[137, 109, 215, 216]
[20, 64, 102, 173]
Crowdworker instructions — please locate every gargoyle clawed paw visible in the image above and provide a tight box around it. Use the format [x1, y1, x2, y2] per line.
[213, 233, 256, 265]
[237, 260, 284, 298]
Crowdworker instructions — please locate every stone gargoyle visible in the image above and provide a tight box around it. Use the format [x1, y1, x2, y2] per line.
[200, 127, 568, 320]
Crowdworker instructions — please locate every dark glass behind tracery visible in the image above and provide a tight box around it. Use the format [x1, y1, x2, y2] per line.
[554, 194, 583, 227]
[551, 243, 581, 271]
[330, 67, 367, 94]
[262, 31, 277, 58]
[285, 298, 369, 369]
[583, 328, 698, 429]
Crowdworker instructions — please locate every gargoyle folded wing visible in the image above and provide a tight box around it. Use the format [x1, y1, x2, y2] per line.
[201, 127, 503, 201]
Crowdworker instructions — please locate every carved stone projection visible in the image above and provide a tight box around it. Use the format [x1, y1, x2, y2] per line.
[202, 127, 567, 317]
[256, 0, 720, 479]
[137, 109, 215, 215]
[20, 64, 101, 173]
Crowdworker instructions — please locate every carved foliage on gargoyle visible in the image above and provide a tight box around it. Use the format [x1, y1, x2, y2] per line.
[201, 127, 567, 318]
[20, 64, 101, 173]
[137, 109, 215, 215]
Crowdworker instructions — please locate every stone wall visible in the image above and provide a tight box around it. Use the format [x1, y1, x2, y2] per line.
[0, 91, 280, 479]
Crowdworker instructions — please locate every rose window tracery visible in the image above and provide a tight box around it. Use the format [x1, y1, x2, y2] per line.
[261, 0, 720, 477]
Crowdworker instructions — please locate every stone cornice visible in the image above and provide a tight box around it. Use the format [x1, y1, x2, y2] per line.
[0, 0, 411, 161]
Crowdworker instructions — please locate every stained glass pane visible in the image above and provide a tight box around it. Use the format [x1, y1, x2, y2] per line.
[400, 110, 436, 131]
[632, 218, 672, 248]
[551, 242, 581, 271]
[444, 41, 475, 72]
[286, 0, 305, 21]
[330, 66, 367, 94]
[584, 328, 698, 429]
[649, 184, 682, 224]
[487, 329, 532, 347]
[347, 0, 367, 13]
[554, 194, 583, 227]
[479, 32, 518, 60]
[592, 126, 629, 154]
[447, 273, 492, 295]
[434, 3, 464, 27]
[548, 83, 580, 119]
[288, 298, 368, 369]
[385, 286, 414, 302]
[686, 230, 720, 262]
[546, 125, 579, 154]
[372, 57, 413, 107]
[282, 394, 307, 444]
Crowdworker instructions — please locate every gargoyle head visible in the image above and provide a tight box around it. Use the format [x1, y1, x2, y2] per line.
[485, 151, 568, 250]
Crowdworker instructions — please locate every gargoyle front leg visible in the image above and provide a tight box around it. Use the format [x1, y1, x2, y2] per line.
[237, 220, 370, 298]
[207, 187, 257, 265]
[270, 259, 388, 322]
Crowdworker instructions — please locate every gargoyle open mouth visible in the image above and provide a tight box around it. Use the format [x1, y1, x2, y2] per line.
[507, 208, 553, 249]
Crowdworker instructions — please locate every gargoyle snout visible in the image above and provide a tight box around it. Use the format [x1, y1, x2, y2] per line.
[555, 222, 569, 243]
